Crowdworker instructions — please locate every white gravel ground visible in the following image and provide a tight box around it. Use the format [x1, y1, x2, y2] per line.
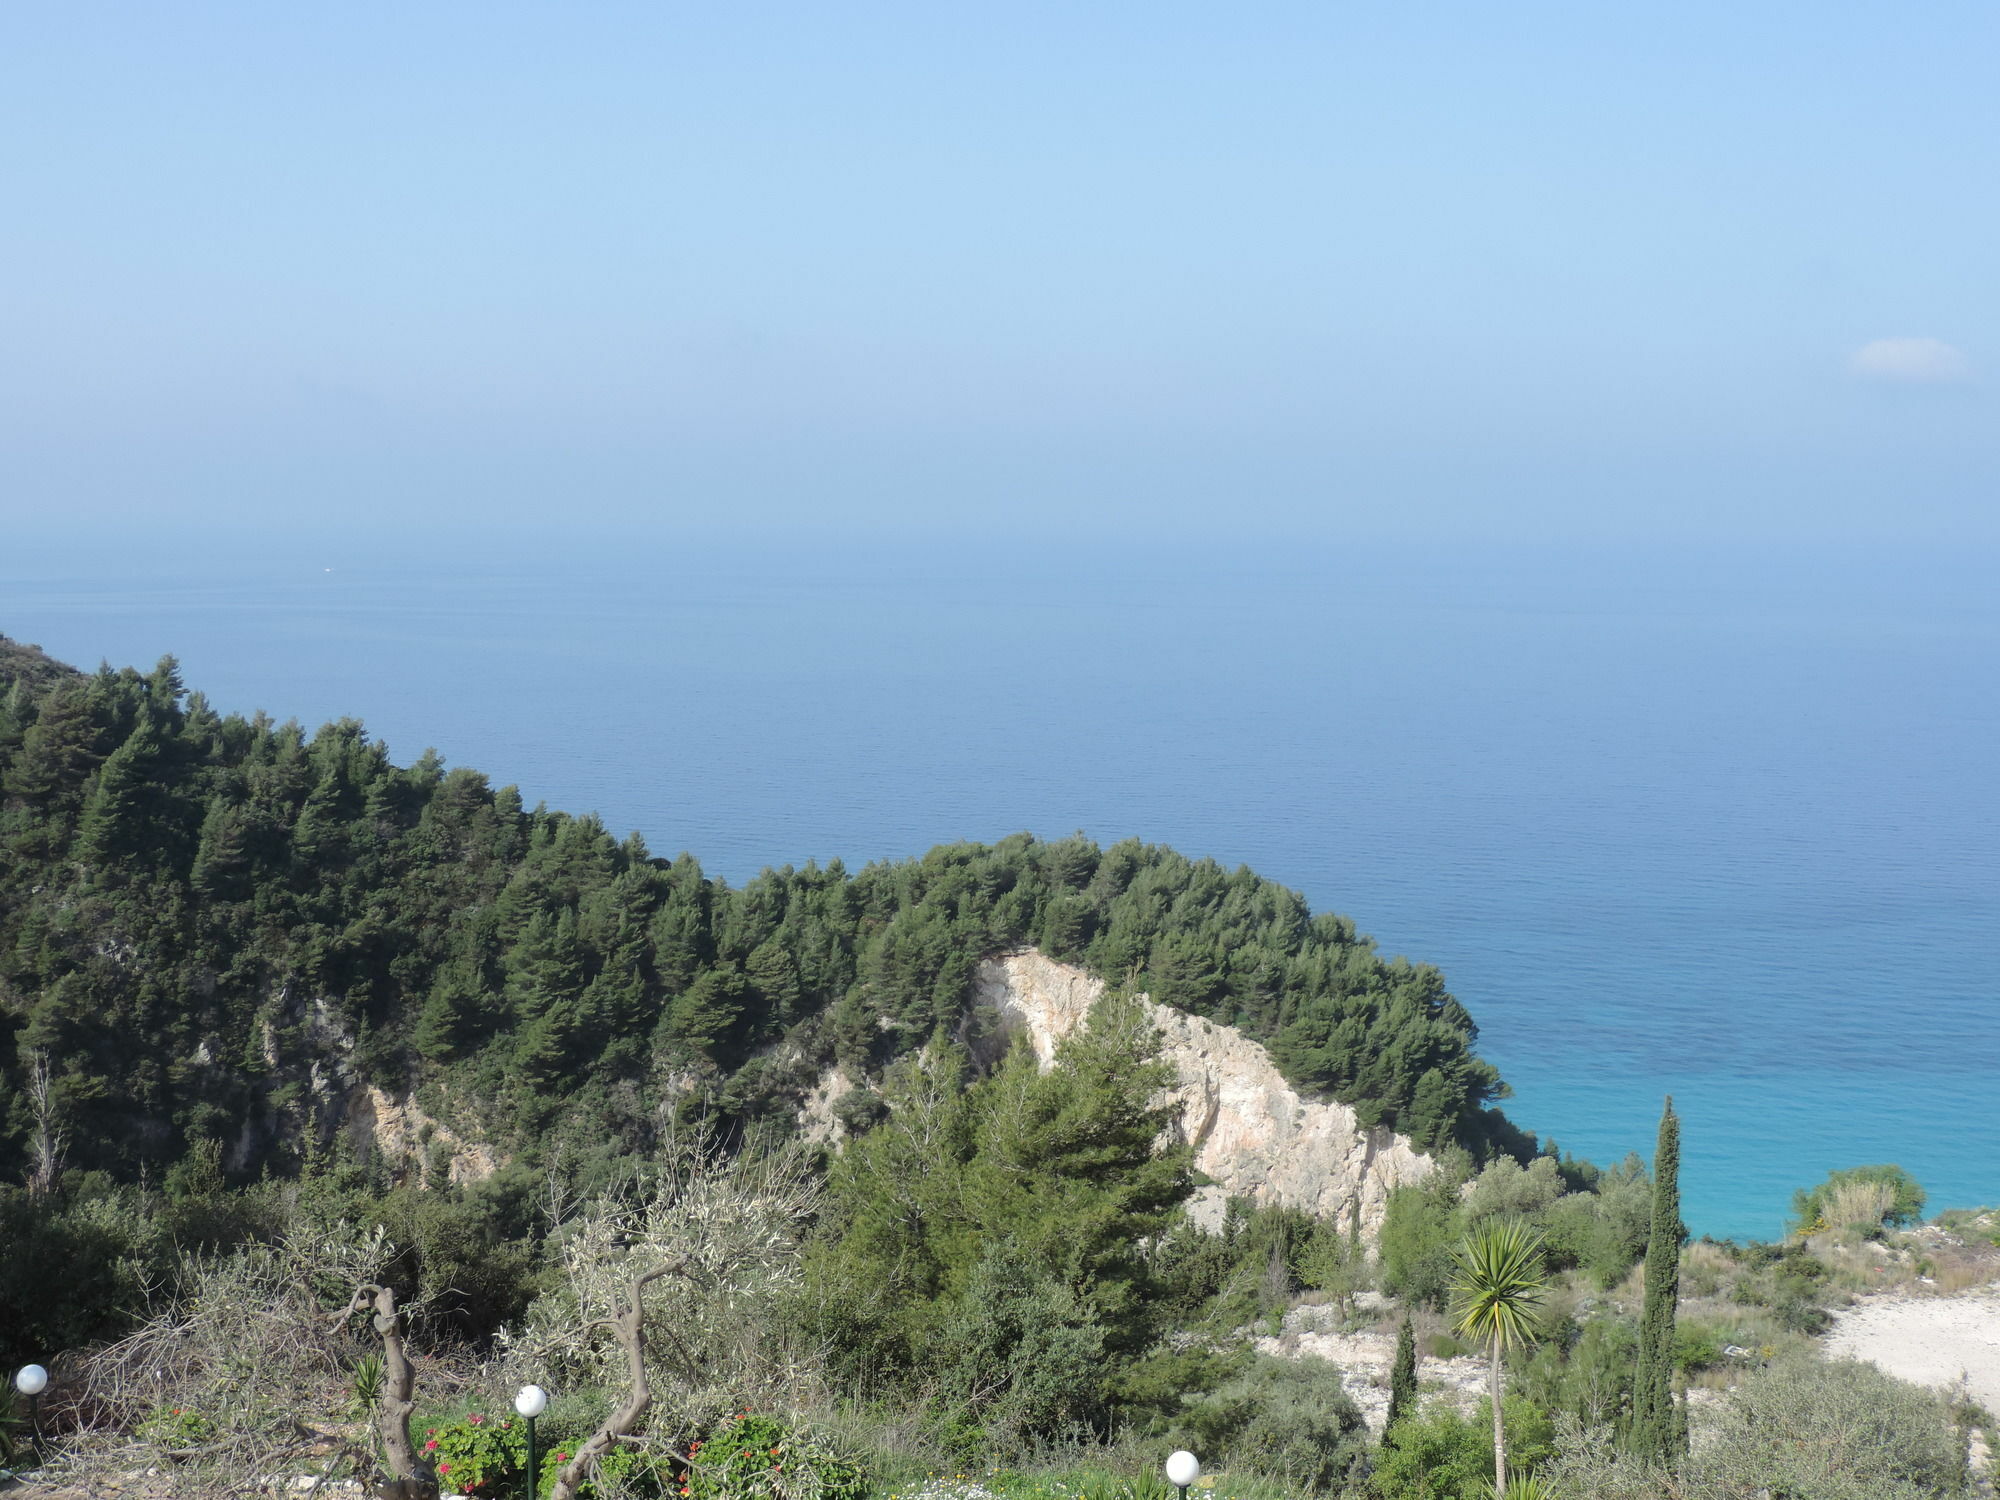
[1821, 1281, 2000, 1417]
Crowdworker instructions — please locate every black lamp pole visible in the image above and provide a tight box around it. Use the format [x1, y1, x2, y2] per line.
[12, 1367, 49, 1466]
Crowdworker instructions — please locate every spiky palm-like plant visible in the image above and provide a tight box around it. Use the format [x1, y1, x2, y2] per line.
[1449, 1219, 1548, 1497]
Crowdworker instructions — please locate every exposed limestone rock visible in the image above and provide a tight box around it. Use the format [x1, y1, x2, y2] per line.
[344, 1084, 500, 1185]
[799, 1065, 858, 1148]
[1258, 1299, 1490, 1433]
[969, 949, 1435, 1238]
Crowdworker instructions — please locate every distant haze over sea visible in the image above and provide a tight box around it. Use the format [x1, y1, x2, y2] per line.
[7, 529, 1995, 1241]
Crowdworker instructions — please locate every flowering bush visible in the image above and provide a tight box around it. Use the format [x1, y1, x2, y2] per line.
[422, 1413, 669, 1499]
[685, 1413, 866, 1500]
[138, 1404, 218, 1450]
[559, 1442, 673, 1497]
[426, 1411, 524, 1496]
[421, 1405, 851, 1499]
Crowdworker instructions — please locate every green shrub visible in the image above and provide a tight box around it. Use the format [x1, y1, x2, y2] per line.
[688, 1413, 866, 1500]
[1461, 1158, 1564, 1227]
[137, 1404, 218, 1451]
[0, 1181, 165, 1356]
[688, 1416, 868, 1500]
[1790, 1166, 1926, 1238]
[1111, 1343, 1253, 1434]
[1515, 1316, 1636, 1430]
[1371, 1405, 1490, 1500]
[1379, 1178, 1464, 1311]
[1683, 1355, 1967, 1499]
[1216, 1359, 1368, 1493]
[931, 1245, 1111, 1450]
[1150, 1357, 1367, 1494]
[1372, 1396, 1554, 1500]
[1507, 1155, 1650, 1290]
[1672, 1325, 1721, 1373]
[1771, 1294, 1831, 1336]
[422, 1407, 680, 1499]
[426, 1411, 524, 1496]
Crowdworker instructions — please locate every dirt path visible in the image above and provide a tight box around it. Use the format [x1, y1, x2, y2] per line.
[1822, 1280, 2000, 1415]
[1821, 1280, 2000, 1492]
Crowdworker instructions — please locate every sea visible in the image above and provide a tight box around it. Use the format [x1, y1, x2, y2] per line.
[4, 528, 1995, 1243]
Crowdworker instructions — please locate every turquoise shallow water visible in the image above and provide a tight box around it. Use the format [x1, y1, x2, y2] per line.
[4, 531, 1995, 1241]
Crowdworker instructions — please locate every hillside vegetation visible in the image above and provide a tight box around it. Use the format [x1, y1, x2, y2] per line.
[5, 636, 1975, 1500]
[0, 634, 1515, 1191]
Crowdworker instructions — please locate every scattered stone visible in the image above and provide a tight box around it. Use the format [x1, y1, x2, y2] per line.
[1257, 1303, 1488, 1433]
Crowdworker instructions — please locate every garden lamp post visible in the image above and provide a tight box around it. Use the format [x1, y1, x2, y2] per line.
[14, 1365, 48, 1459]
[514, 1384, 548, 1499]
[1165, 1449, 1200, 1500]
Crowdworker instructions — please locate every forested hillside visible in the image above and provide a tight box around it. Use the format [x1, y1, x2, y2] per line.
[0, 634, 1518, 1188]
[5, 636, 1981, 1500]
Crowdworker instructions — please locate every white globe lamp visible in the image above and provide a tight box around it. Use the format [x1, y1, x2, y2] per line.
[1165, 1449, 1200, 1499]
[513, 1383, 550, 1497]
[15, 1364, 49, 1460]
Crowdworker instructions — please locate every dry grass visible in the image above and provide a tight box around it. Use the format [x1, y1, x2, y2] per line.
[45, 1228, 482, 1498]
[1805, 1219, 2000, 1300]
[1822, 1181, 1897, 1242]
[1931, 1260, 1996, 1295]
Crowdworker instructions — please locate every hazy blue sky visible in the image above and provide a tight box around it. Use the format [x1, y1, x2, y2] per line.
[3, 3, 1994, 544]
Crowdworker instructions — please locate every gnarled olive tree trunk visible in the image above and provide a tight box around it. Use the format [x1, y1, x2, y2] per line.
[335, 1283, 438, 1500]
[549, 1266, 671, 1500]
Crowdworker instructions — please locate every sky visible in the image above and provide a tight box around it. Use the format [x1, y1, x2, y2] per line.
[2, 2, 1995, 546]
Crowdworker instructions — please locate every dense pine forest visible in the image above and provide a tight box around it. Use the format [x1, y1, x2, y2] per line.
[0, 632, 1516, 1189]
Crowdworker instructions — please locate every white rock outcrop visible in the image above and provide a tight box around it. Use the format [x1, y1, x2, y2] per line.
[970, 949, 1435, 1238]
[343, 1083, 500, 1185]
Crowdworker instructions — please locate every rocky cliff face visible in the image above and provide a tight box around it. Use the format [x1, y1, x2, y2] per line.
[969, 950, 1435, 1238]
[342, 1083, 502, 1185]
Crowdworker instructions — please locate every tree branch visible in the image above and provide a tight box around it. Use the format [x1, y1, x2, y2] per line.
[335, 1282, 437, 1500]
[549, 1264, 677, 1500]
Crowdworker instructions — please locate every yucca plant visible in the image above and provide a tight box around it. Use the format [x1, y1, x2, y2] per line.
[1494, 1476, 1553, 1499]
[347, 1352, 386, 1466]
[1449, 1219, 1548, 1498]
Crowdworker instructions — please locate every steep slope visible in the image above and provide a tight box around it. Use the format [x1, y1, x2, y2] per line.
[0, 637, 1522, 1187]
[971, 951, 1435, 1237]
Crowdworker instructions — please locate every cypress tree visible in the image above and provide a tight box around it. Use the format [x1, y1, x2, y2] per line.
[1631, 1095, 1684, 1462]
[1386, 1313, 1418, 1433]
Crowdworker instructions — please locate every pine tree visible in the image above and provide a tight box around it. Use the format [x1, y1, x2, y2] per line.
[659, 967, 748, 1062]
[76, 714, 161, 868]
[744, 939, 803, 1028]
[1386, 1314, 1418, 1432]
[1630, 1095, 1683, 1463]
[8, 679, 103, 810]
[964, 993, 1192, 1353]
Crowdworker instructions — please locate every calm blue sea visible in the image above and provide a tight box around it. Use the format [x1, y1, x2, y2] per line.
[4, 530, 1995, 1242]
